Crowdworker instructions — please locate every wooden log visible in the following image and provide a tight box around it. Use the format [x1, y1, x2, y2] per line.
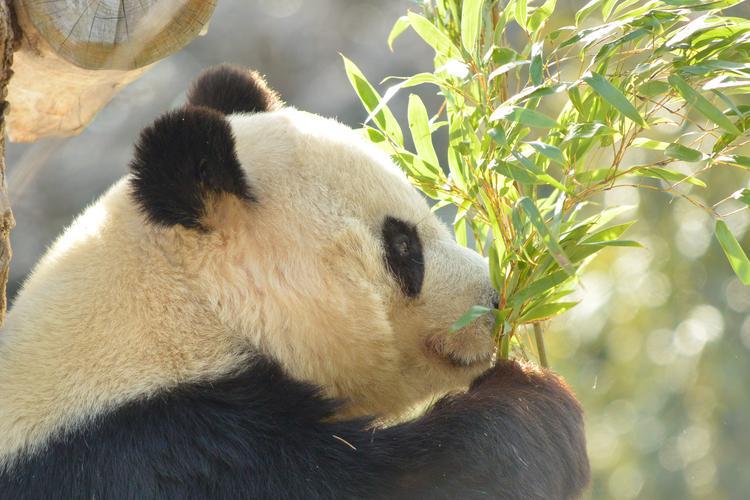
[7, 0, 216, 142]
[22, 0, 216, 70]
[0, 0, 16, 324]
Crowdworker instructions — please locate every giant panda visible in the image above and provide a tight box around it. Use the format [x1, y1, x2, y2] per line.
[0, 65, 589, 499]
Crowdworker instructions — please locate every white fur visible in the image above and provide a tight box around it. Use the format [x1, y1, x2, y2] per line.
[0, 108, 494, 468]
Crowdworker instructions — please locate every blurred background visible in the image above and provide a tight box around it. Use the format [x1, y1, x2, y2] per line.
[6, 1, 750, 498]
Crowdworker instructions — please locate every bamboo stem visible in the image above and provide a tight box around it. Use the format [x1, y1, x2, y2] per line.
[533, 323, 549, 368]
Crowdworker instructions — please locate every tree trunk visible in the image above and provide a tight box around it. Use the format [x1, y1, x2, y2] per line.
[0, 0, 15, 325]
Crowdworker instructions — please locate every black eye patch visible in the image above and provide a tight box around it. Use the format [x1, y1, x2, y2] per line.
[382, 217, 424, 298]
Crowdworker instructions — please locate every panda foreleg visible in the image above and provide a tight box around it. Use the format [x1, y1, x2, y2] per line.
[317, 361, 590, 499]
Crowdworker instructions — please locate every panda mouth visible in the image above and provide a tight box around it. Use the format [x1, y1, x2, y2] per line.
[442, 350, 493, 369]
[426, 338, 493, 369]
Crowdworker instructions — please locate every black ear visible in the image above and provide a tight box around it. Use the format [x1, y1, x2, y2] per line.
[187, 64, 281, 115]
[129, 106, 253, 229]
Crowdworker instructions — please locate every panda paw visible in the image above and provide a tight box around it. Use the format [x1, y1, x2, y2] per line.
[466, 360, 591, 499]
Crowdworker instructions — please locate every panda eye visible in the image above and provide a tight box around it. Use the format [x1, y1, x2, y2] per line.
[395, 236, 410, 257]
[382, 217, 424, 298]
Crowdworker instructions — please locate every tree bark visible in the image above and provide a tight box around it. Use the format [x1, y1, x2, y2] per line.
[0, 0, 15, 325]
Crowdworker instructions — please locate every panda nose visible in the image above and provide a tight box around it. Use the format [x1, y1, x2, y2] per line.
[490, 291, 500, 310]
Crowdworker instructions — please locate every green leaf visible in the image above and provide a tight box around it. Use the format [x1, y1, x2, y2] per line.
[527, 141, 565, 166]
[488, 126, 508, 146]
[527, 0, 557, 33]
[520, 301, 578, 323]
[341, 56, 403, 145]
[461, 0, 486, 55]
[450, 305, 494, 332]
[515, 0, 527, 30]
[594, 28, 650, 63]
[562, 122, 615, 142]
[582, 222, 635, 244]
[632, 138, 669, 150]
[530, 42, 544, 86]
[715, 220, 750, 285]
[509, 270, 571, 308]
[732, 188, 750, 206]
[487, 47, 518, 65]
[407, 12, 461, 58]
[717, 155, 750, 169]
[639, 80, 671, 97]
[571, 240, 642, 263]
[665, 143, 707, 162]
[518, 197, 575, 275]
[408, 95, 440, 172]
[575, 0, 602, 26]
[488, 60, 530, 82]
[387, 16, 410, 51]
[493, 161, 541, 184]
[602, 0, 618, 19]
[632, 166, 707, 187]
[490, 106, 558, 128]
[512, 153, 568, 192]
[668, 74, 741, 135]
[384, 72, 443, 89]
[583, 71, 646, 127]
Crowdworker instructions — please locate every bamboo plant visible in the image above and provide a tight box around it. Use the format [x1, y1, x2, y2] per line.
[344, 0, 750, 366]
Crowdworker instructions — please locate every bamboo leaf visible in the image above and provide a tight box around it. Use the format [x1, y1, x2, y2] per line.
[528, 0, 557, 33]
[520, 301, 579, 323]
[668, 74, 741, 135]
[665, 143, 707, 162]
[509, 270, 571, 308]
[530, 42, 544, 86]
[515, 0, 527, 30]
[639, 80, 671, 97]
[387, 16, 410, 51]
[582, 222, 636, 244]
[632, 166, 707, 187]
[461, 0, 486, 55]
[732, 188, 750, 206]
[563, 122, 615, 142]
[715, 220, 750, 285]
[717, 155, 750, 169]
[342, 55, 403, 145]
[518, 197, 575, 275]
[450, 305, 494, 332]
[632, 138, 669, 150]
[408, 95, 440, 172]
[575, 0, 602, 26]
[583, 71, 646, 127]
[407, 12, 461, 58]
[490, 106, 558, 128]
[527, 141, 566, 165]
[488, 60, 530, 82]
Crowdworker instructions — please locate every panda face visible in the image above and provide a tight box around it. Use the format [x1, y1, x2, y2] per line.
[196, 99, 498, 418]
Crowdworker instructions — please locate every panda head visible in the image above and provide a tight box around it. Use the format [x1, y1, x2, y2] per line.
[19, 65, 498, 419]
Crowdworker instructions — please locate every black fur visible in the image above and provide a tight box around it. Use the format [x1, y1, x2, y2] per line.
[382, 217, 425, 297]
[0, 357, 589, 499]
[187, 64, 281, 115]
[129, 106, 253, 229]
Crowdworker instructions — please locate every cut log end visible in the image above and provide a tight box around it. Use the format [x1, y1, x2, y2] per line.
[22, 0, 217, 70]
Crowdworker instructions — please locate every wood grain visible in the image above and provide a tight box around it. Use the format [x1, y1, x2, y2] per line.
[7, 0, 216, 141]
[23, 0, 216, 70]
